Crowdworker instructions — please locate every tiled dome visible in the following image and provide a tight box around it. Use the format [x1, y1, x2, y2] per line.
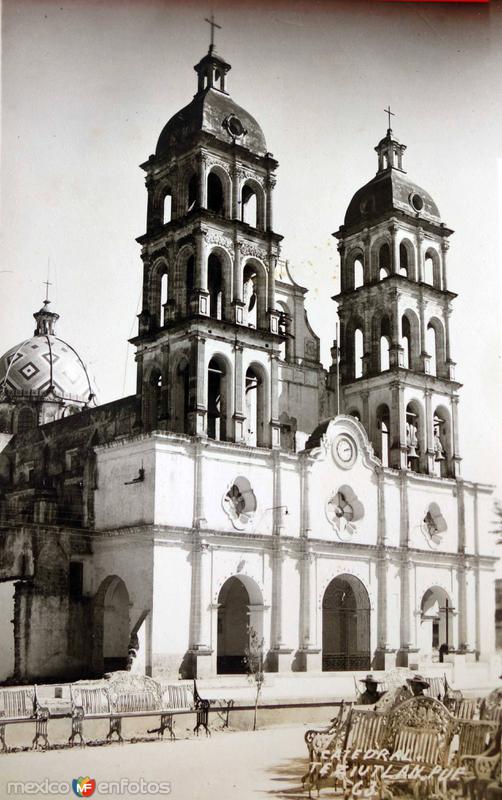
[0, 301, 97, 406]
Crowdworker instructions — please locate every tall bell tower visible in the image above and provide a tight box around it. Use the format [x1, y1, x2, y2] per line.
[332, 119, 462, 478]
[132, 25, 284, 447]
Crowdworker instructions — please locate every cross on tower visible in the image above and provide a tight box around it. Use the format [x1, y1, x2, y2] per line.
[43, 278, 52, 303]
[204, 13, 221, 52]
[384, 105, 395, 132]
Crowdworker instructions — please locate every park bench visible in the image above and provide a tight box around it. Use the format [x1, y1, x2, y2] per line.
[305, 695, 456, 798]
[69, 676, 211, 745]
[302, 702, 351, 789]
[0, 686, 50, 751]
[455, 723, 502, 799]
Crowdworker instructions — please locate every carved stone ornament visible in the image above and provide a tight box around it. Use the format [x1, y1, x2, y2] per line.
[206, 231, 234, 252]
[421, 502, 447, 548]
[325, 486, 364, 541]
[239, 241, 267, 261]
[222, 476, 257, 531]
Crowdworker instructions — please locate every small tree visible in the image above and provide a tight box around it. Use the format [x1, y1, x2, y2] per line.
[244, 625, 264, 731]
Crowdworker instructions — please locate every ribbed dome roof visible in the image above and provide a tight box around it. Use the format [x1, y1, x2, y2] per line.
[344, 169, 441, 229]
[0, 334, 96, 405]
[156, 88, 267, 157]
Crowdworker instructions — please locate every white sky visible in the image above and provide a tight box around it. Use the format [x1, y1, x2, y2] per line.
[1, 0, 501, 491]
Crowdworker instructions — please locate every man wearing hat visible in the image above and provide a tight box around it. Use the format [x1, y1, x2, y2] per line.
[359, 674, 384, 705]
[406, 674, 430, 697]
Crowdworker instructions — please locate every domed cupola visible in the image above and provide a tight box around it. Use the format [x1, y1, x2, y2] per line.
[343, 125, 442, 232]
[155, 39, 267, 159]
[0, 295, 97, 434]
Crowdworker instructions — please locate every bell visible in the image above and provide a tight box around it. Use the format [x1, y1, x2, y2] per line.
[435, 450, 445, 462]
[408, 445, 418, 459]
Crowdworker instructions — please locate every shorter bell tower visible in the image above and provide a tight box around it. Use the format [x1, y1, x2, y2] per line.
[332, 121, 461, 478]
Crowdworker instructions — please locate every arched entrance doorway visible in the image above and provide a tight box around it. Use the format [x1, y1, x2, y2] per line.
[94, 575, 130, 674]
[322, 574, 371, 671]
[217, 576, 263, 674]
[419, 587, 454, 655]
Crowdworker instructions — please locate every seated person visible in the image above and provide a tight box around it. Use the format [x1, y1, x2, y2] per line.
[358, 674, 384, 705]
[406, 674, 430, 697]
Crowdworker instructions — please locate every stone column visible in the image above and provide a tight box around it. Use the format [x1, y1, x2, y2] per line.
[233, 343, 245, 443]
[298, 545, 321, 671]
[267, 249, 280, 334]
[188, 336, 207, 435]
[451, 397, 462, 478]
[441, 239, 449, 291]
[338, 242, 346, 289]
[270, 354, 281, 448]
[389, 290, 404, 368]
[233, 242, 245, 325]
[444, 304, 456, 380]
[198, 152, 208, 209]
[265, 176, 275, 231]
[231, 166, 240, 220]
[194, 228, 209, 316]
[390, 381, 407, 469]
[424, 389, 435, 475]
[418, 296, 431, 374]
[457, 559, 472, 653]
[363, 230, 371, 283]
[189, 536, 212, 678]
[361, 391, 370, 438]
[270, 540, 293, 672]
[160, 343, 169, 421]
[398, 553, 415, 666]
[362, 303, 372, 375]
[390, 222, 399, 274]
[416, 228, 424, 282]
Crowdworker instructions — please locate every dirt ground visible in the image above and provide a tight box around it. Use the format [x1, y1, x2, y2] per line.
[0, 723, 310, 800]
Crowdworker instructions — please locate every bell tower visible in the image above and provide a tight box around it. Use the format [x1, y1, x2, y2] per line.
[132, 27, 284, 447]
[332, 120, 462, 478]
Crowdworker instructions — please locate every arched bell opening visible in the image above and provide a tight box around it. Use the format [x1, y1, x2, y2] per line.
[401, 309, 420, 370]
[208, 254, 223, 320]
[245, 363, 267, 447]
[144, 367, 162, 431]
[406, 399, 425, 473]
[207, 355, 230, 441]
[433, 405, 452, 478]
[322, 574, 371, 672]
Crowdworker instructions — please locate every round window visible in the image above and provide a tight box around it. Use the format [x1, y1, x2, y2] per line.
[226, 115, 245, 138]
[410, 193, 424, 212]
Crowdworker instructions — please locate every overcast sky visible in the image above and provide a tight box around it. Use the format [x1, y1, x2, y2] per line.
[1, 0, 501, 490]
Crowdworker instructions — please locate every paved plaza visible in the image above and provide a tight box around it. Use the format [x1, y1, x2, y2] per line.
[0, 723, 310, 800]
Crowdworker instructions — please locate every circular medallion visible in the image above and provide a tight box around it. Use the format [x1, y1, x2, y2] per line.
[332, 434, 357, 469]
[410, 192, 424, 212]
[225, 114, 246, 138]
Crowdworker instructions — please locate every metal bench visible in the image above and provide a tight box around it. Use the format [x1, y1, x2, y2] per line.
[0, 686, 50, 751]
[305, 706, 389, 796]
[69, 684, 114, 745]
[302, 702, 351, 790]
[69, 677, 211, 745]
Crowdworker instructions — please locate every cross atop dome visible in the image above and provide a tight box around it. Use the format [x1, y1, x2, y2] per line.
[194, 15, 230, 95]
[204, 12, 222, 56]
[375, 112, 406, 174]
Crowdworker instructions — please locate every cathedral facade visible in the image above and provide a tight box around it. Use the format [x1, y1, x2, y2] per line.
[0, 41, 495, 683]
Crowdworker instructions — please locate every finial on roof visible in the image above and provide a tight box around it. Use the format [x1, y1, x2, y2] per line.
[204, 12, 222, 55]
